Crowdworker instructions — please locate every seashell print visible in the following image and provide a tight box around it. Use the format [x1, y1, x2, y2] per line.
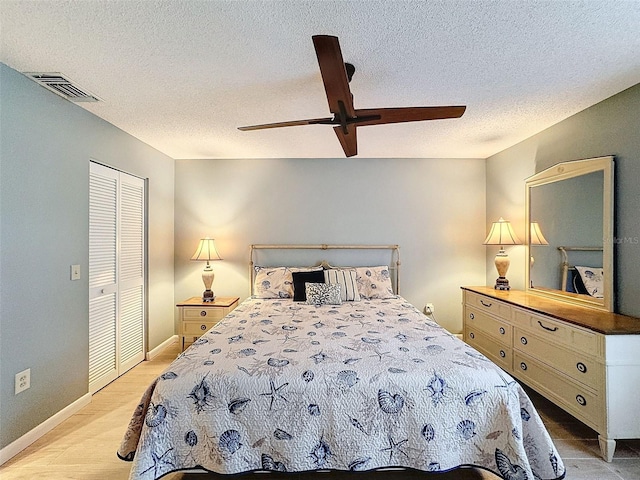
[426, 373, 447, 405]
[203, 360, 215, 366]
[283, 348, 297, 353]
[464, 390, 487, 406]
[361, 337, 381, 344]
[378, 389, 404, 413]
[188, 377, 215, 413]
[184, 430, 198, 447]
[228, 397, 251, 415]
[520, 407, 531, 421]
[193, 338, 208, 345]
[550, 452, 559, 476]
[457, 419, 477, 440]
[252, 437, 266, 448]
[465, 350, 489, 361]
[309, 438, 332, 467]
[311, 340, 320, 345]
[239, 319, 247, 324]
[332, 331, 347, 337]
[209, 348, 222, 354]
[145, 403, 167, 427]
[495, 448, 528, 480]
[261, 453, 287, 472]
[423, 336, 437, 341]
[308, 404, 321, 416]
[228, 335, 243, 343]
[252, 339, 269, 344]
[421, 423, 435, 442]
[349, 417, 368, 435]
[313, 322, 325, 329]
[273, 428, 293, 440]
[425, 344, 445, 354]
[398, 346, 409, 352]
[282, 325, 297, 331]
[388, 367, 406, 374]
[307, 331, 317, 336]
[267, 358, 289, 367]
[219, 429, 242, 454]
[336, 370, 359, 387]
[350, 313, 364, 318]
[260, 319, 272, 324]
[239, 348, 256, 356]
[395, 334, 408, 342]
[237, 366, 250, 375]
[343, 358, 361, 365]
[427, 462, 441, 472]
[349, 457, 371, 471]
[398, 317, 410, 323]
[302, 370, 314, 382]
[512, 427, 521, 440]
[160, 371, 177, 380]
[486, 430, 502, 440]
[260, 280, 271, 290]
[412, 358, 425, 363]
[310, 352, 327, 364]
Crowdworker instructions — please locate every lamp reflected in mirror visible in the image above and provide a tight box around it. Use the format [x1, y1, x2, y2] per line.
[484, 217, 521, 290]
[529, 221, 549, 287]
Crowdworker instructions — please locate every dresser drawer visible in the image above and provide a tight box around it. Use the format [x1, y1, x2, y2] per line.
[464, 291, 512, 319]
[182, 320, 219, 336]
[465, 327, 512, 371]
[465, 307, 512, 346]
[513, 307, 601, 356]
[513, 351, 602, 430]
[514, 327, 602, 389]
[182, 306, 227, 321]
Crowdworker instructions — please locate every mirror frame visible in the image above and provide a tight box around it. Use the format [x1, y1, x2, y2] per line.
[525, 156, 614, 311]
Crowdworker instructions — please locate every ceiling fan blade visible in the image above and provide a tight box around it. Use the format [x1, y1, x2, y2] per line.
[312, 35, 356, 117]
[238, 117, 333, 131]
[352, 106, 466, 127]
[333, 124, 357, 157]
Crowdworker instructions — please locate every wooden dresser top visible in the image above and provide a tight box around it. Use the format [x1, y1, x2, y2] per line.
[462, 286, 640, 335]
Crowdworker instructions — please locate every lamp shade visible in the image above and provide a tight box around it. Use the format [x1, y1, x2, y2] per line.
[483, 217, 521, 246]
[191, 238, 222, 262]
[530, 221, 549, 246]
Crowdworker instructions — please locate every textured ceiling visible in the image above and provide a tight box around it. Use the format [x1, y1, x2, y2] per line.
[2, 0, 640, 159]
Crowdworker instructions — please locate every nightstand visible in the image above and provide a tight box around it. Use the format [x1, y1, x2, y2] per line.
[176, 296, 239, 351]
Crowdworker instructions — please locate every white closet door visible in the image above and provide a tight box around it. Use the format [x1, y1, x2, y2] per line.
[89, 162, 145, 393]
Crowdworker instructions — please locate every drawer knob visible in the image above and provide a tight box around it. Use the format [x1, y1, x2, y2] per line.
[200, 310, 207, 317]
[576, 395, 587, 406]
[500, 350, 506, 358]
[480, 300, 492, 308]
[469, 313, 475, 320]
[499, 327, 505, 335]
[469, 332, 475, 339]
[520, 337, 528, 345]
[200, 324, 207, 331]
[520, 362, 527, 371]
[537, 320, 558, 332]
[576, 362, 587, 373]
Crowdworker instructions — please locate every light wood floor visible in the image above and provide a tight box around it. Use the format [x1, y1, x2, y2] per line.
[2, 341, 639, 480]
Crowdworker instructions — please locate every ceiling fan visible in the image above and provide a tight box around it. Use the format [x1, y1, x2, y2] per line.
[238, 35, 466, 157]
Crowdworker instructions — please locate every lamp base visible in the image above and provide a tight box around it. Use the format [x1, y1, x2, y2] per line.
[202, 289, 215, 302]
[494, 277, 511, 290]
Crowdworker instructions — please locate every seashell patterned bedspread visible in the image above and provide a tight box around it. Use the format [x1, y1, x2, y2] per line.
[118, 297, 565, 480]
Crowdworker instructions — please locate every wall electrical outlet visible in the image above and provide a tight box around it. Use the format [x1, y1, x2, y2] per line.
[15, 368, 31, 395]
[424, 303, 435, 315]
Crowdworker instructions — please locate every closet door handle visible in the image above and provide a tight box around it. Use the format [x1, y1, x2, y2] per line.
[537, 320, 558, 332]
[480, 300, 492, 308]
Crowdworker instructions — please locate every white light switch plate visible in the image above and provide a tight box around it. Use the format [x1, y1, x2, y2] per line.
[71, 264, 81, 280]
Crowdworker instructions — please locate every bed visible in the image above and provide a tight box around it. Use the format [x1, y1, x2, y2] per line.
[118, 245, 565, 480]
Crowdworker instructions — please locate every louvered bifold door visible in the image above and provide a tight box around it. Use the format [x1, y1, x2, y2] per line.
[89, 163, 119, 393]
[118, 175, 145, 374]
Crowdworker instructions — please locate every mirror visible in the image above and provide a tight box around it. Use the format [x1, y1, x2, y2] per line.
[525, 156, 614, 311]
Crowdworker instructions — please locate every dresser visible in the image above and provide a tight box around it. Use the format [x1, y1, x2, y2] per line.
[176, 296, 239, 351]
[462, 286, 640, 462]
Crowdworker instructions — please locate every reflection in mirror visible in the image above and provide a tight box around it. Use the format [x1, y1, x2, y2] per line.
[525, 156, 614, 311]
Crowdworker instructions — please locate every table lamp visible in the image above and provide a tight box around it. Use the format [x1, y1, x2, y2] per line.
[191, 237, 222, 302]
[484, 217, 521, 290]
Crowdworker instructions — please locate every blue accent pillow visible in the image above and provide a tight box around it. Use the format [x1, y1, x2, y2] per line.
[292, 270, 325, 301]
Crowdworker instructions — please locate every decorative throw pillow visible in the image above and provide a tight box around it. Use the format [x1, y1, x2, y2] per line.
[355, 266, 395, 299]
[575, 266, 604, 298]
[253, 266, 322, 298]
[292, 270, 325, 301]
[324, 268, 361, 301]
[305, 283, 342, 306]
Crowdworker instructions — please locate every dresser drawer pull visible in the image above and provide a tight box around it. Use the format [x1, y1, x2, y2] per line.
[499, 350, 506, 358]
[469, 332, 475, 339]
[480, 300, 492, 308]
[469, 313, 475, 320]
[200, 310, 207, 317]
[537, 320, 558, 332]
[576, 395, 587, 406]
[576, 362, 587, 373]
[520, 362, 527, 371]
[200, 324, 207, 331]
[499, 327, 506, 335]
[520, 336, 528, 345]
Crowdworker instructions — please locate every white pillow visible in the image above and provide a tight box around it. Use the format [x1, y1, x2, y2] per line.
[575, 266, 604, 298]
[355, 266, 395, 299]
[253, 266, 322, 298]
[324, 268, 360, 301]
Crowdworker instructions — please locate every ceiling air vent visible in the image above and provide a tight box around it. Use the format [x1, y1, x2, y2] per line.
[25, 72, 102, 102]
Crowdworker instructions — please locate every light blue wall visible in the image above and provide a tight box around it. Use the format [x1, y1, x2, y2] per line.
[174, 157, 487, 335]
[0, 64, 176, 449]
[486, 83, 640, 316]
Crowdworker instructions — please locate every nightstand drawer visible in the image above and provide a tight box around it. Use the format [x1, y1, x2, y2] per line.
[182, 307, 226, 321]
[514, 327, 602, 389]
[465, 307, 512, 346]
[465, 327, 512, 371]
[464, 291, 512, 319]
[182, 320, 219, 336]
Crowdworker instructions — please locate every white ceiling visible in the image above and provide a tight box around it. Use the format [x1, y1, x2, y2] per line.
[2, 0, 639, 159]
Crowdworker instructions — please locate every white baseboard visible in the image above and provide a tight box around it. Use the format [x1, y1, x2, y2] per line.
[146, 334, 178, 360]
[0, 392, 91, 465]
